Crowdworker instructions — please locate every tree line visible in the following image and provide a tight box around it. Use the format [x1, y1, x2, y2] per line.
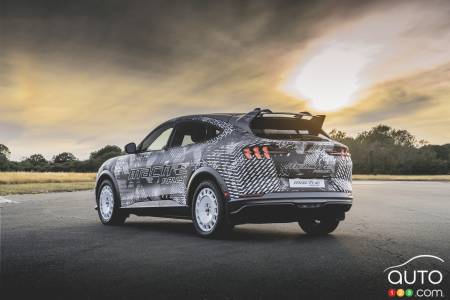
[0, 124, 449, 174]
[0, 145, 122, 172]
[329, 125, 449, 174]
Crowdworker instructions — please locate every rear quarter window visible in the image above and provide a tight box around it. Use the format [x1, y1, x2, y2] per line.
[171, 121, 223, 147]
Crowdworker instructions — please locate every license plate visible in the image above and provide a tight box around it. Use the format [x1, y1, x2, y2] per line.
[289, 178, 325, 188]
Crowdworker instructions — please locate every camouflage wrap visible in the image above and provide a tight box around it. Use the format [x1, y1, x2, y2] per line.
[98, 116, 352, 208]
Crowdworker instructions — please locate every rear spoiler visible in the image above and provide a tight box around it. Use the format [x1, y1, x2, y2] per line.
[235, 108, 330, 138]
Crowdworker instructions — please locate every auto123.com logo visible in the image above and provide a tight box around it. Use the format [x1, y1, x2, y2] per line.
[384, 255, 446, 298]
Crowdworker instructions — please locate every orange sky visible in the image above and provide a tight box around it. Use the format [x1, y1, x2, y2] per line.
[1, 0, 450, 160]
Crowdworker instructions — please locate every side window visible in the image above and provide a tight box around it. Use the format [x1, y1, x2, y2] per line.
[181, 134, 194, 147]
[170, 121, 222, 148]
[141, 127, 173, 151]
[205, 124, 222, 140]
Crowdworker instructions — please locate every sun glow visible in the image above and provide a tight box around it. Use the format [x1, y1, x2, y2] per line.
[283, 43, 376, 112]
[282, 2, 450, 112]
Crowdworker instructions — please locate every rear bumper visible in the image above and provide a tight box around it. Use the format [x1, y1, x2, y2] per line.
[227, 191, 352, 224]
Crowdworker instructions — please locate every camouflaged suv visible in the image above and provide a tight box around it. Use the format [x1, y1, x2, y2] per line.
[95, 108, 352, 237]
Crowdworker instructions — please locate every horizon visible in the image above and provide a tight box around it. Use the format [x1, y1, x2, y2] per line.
[1, 0, 450, 160]
[3, 121, 449, 162]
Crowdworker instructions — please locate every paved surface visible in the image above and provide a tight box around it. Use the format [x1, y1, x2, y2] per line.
[1, 181, 450, 299]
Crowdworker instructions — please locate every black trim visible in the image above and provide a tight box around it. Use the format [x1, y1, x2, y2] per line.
[227, 191, 352, 224]
[120, 206, 190, 218]
[95, 170, 120, 197]
[230, 191, 352, 203]
[229, 200, 352, 215]
[187, 167, 229, 198]
[116, 191, 352, 225]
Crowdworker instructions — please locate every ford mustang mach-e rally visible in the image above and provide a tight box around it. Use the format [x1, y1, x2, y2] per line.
[95, 108, 352, 237]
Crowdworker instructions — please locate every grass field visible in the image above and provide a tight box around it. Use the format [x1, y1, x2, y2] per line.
[0, 172, 448, 196]
[0, 182, 95, 195]
[0, 172, 96, 195]
[352, 174, 450, 181]
[0, 172, 96, 184]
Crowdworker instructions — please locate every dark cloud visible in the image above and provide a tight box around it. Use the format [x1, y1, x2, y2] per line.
[354, 88, 432, 123]
[2, 0, 449, 159]
[327, 63, 450, 142]
[377, 63, 450, 120]
[0, 0, 381, 74]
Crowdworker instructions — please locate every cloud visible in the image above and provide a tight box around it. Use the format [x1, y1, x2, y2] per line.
[326, 63, 450, 142]
[281, 0, 450, 111]
[352, 89, 432, 123]
[1, 0, 450, 159]
[0, 122, 24, 140]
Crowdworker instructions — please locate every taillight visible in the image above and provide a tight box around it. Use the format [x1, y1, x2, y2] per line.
[261, 146, 270, 159]
[243, 148, 252, 159]
[243, 146, 271, 160]
[327, 146, 350, 157]
[253, 147, 262, 159]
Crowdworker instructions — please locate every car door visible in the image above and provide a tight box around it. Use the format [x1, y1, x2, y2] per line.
[127, 123, 175, 206]
[162, 120, 223, 206]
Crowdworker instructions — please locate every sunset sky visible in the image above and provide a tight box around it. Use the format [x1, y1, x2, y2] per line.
[1, 0, 450, 160]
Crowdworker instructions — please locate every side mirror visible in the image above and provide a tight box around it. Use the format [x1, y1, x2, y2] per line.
[124, 142, 137, 154]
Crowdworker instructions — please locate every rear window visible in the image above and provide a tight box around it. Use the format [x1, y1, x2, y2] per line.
[250, 115, 327, 141]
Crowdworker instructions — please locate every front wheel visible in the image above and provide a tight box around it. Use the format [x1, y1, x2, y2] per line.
[97, 180, 127, 225]
[192, 180, 233, 238]
[298, 217, 340, 235]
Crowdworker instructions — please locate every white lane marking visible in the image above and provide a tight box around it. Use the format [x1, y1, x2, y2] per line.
[0, 196, 19, 204]
[353, 181, 384, 185]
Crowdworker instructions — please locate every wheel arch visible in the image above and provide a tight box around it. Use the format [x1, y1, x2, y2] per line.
[95, 170, 120, 199]
[186, 167, 228, 207]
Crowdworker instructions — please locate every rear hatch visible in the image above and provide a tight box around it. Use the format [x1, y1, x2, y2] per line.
[249, 113, 352, 192]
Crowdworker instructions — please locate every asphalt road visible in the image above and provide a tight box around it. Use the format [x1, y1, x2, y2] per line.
[1, 181, 450, 300]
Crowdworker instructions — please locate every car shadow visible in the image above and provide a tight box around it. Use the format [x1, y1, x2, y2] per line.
[122, 217, 349, 243]
[227, 225, 344, 243]
[123, 219, 197, 236]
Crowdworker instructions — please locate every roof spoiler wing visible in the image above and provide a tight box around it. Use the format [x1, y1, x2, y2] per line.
[235, 108, 329, 138]
[235, 108, 268, 130]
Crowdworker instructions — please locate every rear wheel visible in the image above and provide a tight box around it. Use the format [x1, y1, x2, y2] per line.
[192, 180, 233, 237]
[97, 179, 127, 225]
[298, 217, 339, 235]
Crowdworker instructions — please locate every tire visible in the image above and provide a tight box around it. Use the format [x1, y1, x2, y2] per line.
[298, 217, 340, 235]
[191, 180, 233, 238]
[96, 179, 127, 225]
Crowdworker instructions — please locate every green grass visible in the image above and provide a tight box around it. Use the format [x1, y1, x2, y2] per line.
[0, 182, 95, 196]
